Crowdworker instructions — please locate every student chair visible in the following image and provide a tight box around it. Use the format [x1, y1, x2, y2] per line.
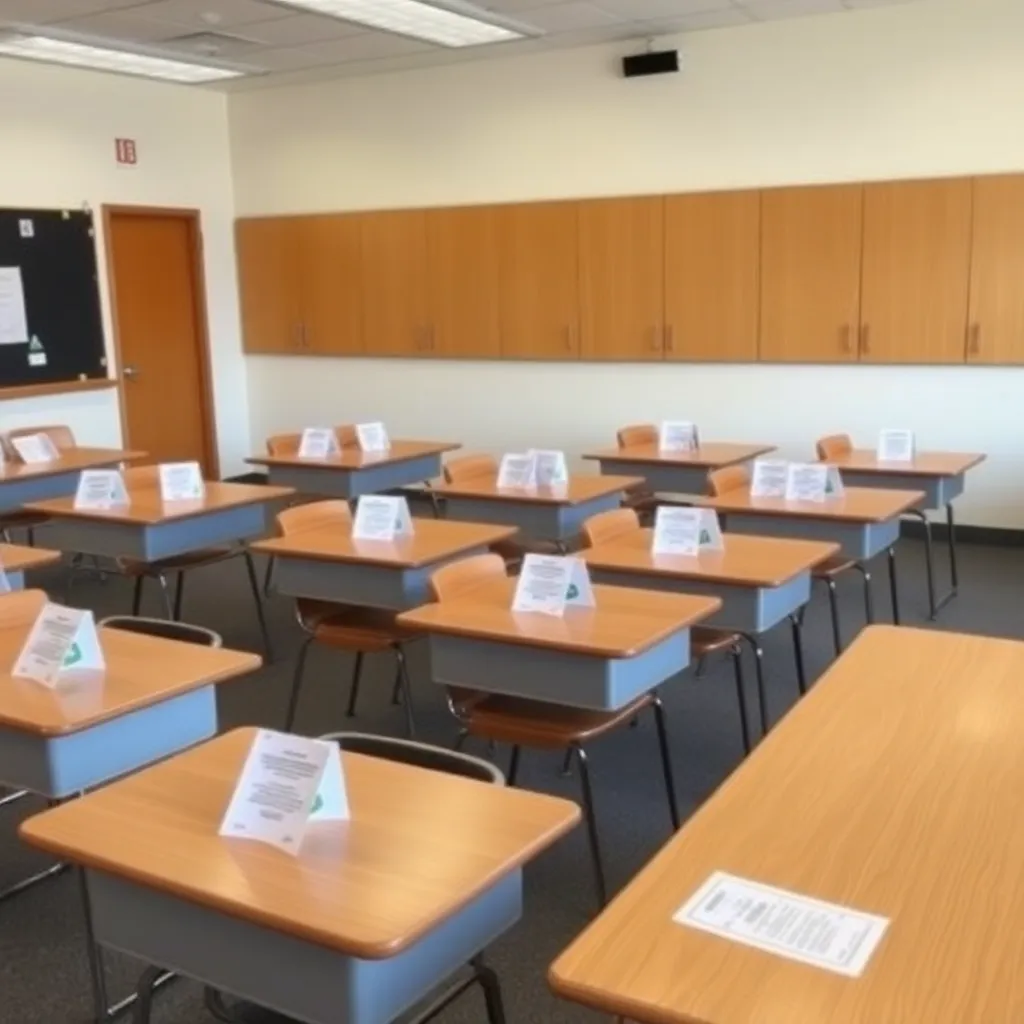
[115, 466, 272, 659]
[581, 508, 752, 755]
[0, 424, 76, 544]
[428, 553, 680, 907]
[98, 616, 222, 648]
[615, 423, 660, 521]
[277, 500, 418, 737]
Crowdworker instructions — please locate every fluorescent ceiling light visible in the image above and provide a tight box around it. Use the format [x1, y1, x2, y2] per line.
[269, 0, 524, 47]
[0, 34, 244, 83]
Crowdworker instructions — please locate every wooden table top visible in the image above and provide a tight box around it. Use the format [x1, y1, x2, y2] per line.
[431, 474, 642, 506]
[582, 530, 839, 588]
[20, 727, 580, 958]
[583, 442, 776, 468]
[550, 625, 1024, 1024]
[700, 485, 924, 523]
[0, 447, 145, 482]
[0, 542, 61, 575]
[0, 590, 260, 735]
[247, 440, 461, 471]
[24, 481, 294, 526]
[398, 577, 720, 657]
[252, 518, 517, 568]
[828, 449, 986, 477]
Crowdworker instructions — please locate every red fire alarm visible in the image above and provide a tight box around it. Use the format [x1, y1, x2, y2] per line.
[115, 138, 138, 165]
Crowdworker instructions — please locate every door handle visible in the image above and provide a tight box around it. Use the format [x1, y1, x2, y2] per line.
[840, 325, 852, 355]
[649, 327, 661, 352]
[664, 325, 675, 353]
[968, 323, 981, 357]
[122, 365, 139, 380]
[859, 324, 870, 357]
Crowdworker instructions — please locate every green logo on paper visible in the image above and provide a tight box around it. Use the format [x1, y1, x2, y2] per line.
[566, 583, 579, 599]
[311, 793, 323, 813]
[699, 530, 710, 545]
[63, 642, 82, 667]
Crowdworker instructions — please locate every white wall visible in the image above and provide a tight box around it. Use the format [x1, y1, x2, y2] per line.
[0, 58, 250, 475]
[230, 0, 1024, 526]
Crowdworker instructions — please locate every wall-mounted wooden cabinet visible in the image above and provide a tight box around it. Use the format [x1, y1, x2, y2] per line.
[236, 172, 1024, 366]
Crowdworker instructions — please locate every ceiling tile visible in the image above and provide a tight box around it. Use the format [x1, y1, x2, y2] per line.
[515, 2, 622, 32]
[43, 10, 195, 43]
[241, 12, 365, 44]
[0, 0, 143, 23]
[476, 0, 572, 11]
[842, 0, 916, 7]
[633, 7, 750, 33]
[594, 0, 733, 19]
[253, 30, 432, 71]
[122, 0, 289, 29]
[738, 0, 845, 19]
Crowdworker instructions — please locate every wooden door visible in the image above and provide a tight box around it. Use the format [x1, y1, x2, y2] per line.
[860, 179, 972, 363]
[298, 214, 363, 355]
[967, 174, 1024, 365]
[498, 202, 579, 360]
[360, 209, 429, 357]
[579, 196, 664, 361]
[760, 184, 863, 363]
[664, 191, 760, 361]
[106, 208, 216, 473]
[426, 205, 501, 358]
[235, 217, 302, 354]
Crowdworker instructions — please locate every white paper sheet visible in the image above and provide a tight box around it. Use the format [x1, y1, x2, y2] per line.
[512, 554, 594, 617]
[0, 267, 29, 346]
[659, 421, 699, 452]
[785, 463, 829, 503]
[674, 872, 889, 977]
[11, 434, 58, 464]
[497, 453, 538, 490]
[877, 429, 915, 463]
[12, 604, 105, 688]
[298, 427, 338, 459]
[750, 459, 789, 498]
[528, 449, 569, 486]
[356, 421, 390, 453]
[159, 461, 205, 502]
[74, 470, 128, 511]
[352, 494, 413, 542]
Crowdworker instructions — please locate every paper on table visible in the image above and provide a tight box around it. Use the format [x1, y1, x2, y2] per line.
[658, 421, 700, 452]
[652, 507, 724, 555]
[0, 267, 29, 345]
[74, 469, 128, 511]
[877, 429, 915, 463]
[219, 729, 336, 854]
[497, 453, 538, 490]
[824, 465, 845, 499]
[674, 871, 889, 977]
[309, 742, 349, 822]
[11, 434, 58, 464]
[12, 604, 105, 689]
[750, 459, 789, 498]
[512, 554, 594, 617]
[0, 563, 10, 594]
[528, 449, 569, 486]
[356, 421, 390, 453]
[159, 461, 205, 502]
[352, 494, 414, 542]
[298, 427, 339, 459]
[785, 463, 829, 503]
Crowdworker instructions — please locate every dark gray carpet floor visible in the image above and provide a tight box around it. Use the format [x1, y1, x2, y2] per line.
[2, 537, 1022, 1024]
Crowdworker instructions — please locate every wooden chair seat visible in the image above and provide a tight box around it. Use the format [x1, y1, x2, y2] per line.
[813, 554, 859, 579]
[296, 598, 413, 651]
[456, 690, 655, 750]
[119, 547, 236, 576]
[691, 627, 740, 659]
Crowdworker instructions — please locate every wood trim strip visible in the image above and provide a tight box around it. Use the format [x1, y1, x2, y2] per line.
[0, 378, 117, 401]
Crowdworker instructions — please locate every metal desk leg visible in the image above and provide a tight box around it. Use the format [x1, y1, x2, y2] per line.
[0, 793, 68, 901]
[738, 632, 769, 737]
[790, 614, 807, 697]
[888, 546, 900, 626]
[910, 509, 937, 620]
[914, 503, 959, 620]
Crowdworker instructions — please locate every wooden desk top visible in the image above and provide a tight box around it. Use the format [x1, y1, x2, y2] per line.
[398, 577, 720, 658]
[0, 447, 145, 482]
[252, 519, 517, 568]
[550, 625, 1024, 1023]
[0, 591, 260, 735]
[700, 485, 924, 523]
[0, 543, 61, 575]
[20, 727, 580, 958]
[431, 474, 642, 506]
[583, 442, 776, 468]
[582, 530, 839, 588]
[24, 481, 294, 526]
[247, 440, 460, 471]
[828, 449, 986, 478]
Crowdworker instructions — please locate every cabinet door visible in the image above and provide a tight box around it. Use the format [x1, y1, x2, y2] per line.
[235, 217, 302, 354]
[967, 174, 1024, 365]
[360, 209, 429, 357]
[760, 185, 863, 363]
[579, 196, 664, 361]
[426, 205, 501, 358]
[664, 191, 760, 361]
[861, 179, 972, 364]
[498, 202, 579, 360]
[297, 214, 363, 355]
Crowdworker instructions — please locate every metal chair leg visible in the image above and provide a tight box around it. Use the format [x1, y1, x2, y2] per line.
[284, 636, 315, 731]
[887, 546, 900, 625]
[203, 987, 236, 1023]
[508, 745, 521, 786]
[262, 556, 275, 597]
[737, 632, 769, 737]
[131, 965, 166, 1024]
[156, 573, 173, 619]
[574, 745, 608, 907]
[391, 668, 403, 705]
[344, 652, 365, 718]
[855, 563, 874, 623]
[650, 695, 680, 830]
[131, 576, 144, 616]
[453, 728, 469, 751]
[911, 508, 937, 620]
[730, 644, 752, 756]
[947, 502, 959, 590]
[172, 572, 185, 621]
[790, 613, 807, 696]
[825, 577, 842, 657]
[244, 551, 274, 661]
[559, 749, 573, 777]
[473, 953, 508, 1024]
[395, 646, 417, 738]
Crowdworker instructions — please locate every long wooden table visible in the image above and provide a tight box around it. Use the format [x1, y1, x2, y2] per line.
[550, 625, 1024, 1023]
[0, 447, 145, 513]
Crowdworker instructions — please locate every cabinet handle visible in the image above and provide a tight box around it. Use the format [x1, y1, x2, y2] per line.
[840, 325, 852, 354]
[859, 324, 870, 356]
[649, 327, 661, 352]
[293, 324, 304, 349]
[564, 325, 575, 351]
[664, 325, 675, 353]
[968, 323, 981, 356]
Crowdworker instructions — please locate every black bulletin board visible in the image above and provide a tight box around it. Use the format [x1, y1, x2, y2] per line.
[0, 207, 108, 389]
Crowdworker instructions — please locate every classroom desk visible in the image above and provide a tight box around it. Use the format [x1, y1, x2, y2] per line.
[700, 486, 924, 624]
[583, 442, 776, 496]
[246, 440, 461, 500]
[25, 481, 294, 561]
[0, 447, 145, 513]
[398, 577, 720, 711]
[0, 542, 61, 589]
[582, 531, 839, 728]
[21, 727, 580, 1024]
[432, 474, 643, 545]
[826, 450, 985, 619]
[251, 519, 518, 611]
[549, 625, 1024, 1024]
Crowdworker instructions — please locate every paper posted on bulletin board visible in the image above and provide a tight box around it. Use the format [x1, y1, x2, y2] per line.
[0, 267, 29, 346]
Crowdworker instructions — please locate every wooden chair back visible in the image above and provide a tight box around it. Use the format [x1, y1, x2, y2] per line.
[707, 464, 751, 497]
[429, 553, 507, 603]
[278, 500, 352, 536]
[816, 433, 853, 461]
[443, 454, 498, 484]
[0, 589, 48, 628]
[334, 425, 358, 448]
[5, 424, 76, 458]
[123, 465, 161, 488]
[582, 508, 640, 548]
[266, 432, 302, 456]
[617, 424, 657, 448]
